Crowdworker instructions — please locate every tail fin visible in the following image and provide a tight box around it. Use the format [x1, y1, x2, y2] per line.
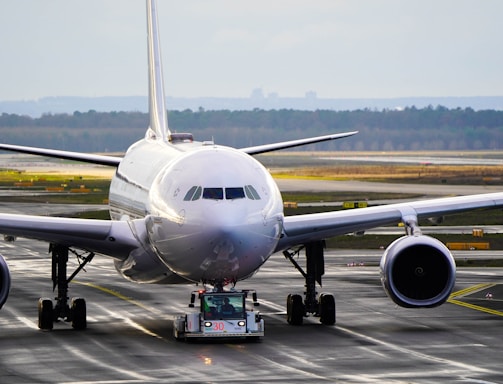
[146, 0, 170, 142]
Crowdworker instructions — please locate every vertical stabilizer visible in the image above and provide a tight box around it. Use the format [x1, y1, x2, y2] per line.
[146, 0, 170, 142]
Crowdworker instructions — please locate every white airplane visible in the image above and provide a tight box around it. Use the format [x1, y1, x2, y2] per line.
[1, 0, 503, 330]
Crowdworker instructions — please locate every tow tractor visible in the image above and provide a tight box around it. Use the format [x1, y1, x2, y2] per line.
[173, 289, 264, 340]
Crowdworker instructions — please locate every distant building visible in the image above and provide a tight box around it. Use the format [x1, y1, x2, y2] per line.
[250, 88, 264, 100]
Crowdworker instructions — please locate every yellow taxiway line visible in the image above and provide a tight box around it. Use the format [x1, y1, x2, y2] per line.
[448, 283, 503, 317]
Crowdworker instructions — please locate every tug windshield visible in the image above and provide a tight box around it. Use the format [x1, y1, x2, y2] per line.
[202, 293, 245, 320]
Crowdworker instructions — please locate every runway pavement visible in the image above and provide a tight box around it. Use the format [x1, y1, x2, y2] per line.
[1, 238, 503, 383]
[275, 178, 503, 197]
[0, 202, 108, 216]
[0, 185, 502, 383]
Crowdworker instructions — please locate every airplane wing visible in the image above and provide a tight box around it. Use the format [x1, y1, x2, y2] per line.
[276, 192, 503, 251]
[0, 132, 358, 163]
[240, 131, 358, 155]
[0, 213, 142, 260]
[0, 143, 122, 167]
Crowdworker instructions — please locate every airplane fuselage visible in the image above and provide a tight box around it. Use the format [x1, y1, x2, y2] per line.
[109, 137, 284, 286]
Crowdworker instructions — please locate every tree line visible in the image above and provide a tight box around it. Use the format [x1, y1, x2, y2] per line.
[0, 106, 502, 152]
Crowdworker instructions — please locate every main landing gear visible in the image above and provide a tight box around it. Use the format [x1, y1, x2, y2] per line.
[38, 244, 94, 331]
[283, 240, 336, 326]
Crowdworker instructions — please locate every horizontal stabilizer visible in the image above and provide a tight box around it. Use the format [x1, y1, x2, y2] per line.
[0, 143, 122, 167]
[240, 131, 358, 155]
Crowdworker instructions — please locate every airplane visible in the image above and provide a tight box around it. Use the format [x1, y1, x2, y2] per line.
[0, 0, 503, 331]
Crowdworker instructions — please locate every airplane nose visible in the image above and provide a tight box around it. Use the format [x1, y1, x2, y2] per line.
[146, 147, 285, 283]
[196, 214, 278, 283]
[202, 205, 263, 254]
[203, 202, 253, 227]
[146, 203, 282, 283]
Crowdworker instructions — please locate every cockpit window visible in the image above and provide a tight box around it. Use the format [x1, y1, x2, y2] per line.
[244, 185, 261, 200]
[184, 186, 197, 201]
[184, 186, 203, 201]
[193, 186, 202, 200]
[185, 186, 260, 201]
[203, 188, 224, 200]
[225, 187, 245, 200]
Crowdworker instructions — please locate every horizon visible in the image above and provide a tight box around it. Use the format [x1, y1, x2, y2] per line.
[3, 93, 503, 103]
[2, 94, 503, 119]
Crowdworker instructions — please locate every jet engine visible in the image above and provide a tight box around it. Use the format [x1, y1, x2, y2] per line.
[380, 235, 455, 308]
[0, 254, 11, 309]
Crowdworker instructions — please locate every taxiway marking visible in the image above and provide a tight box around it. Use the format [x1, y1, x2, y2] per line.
[448, 283, 503, 317]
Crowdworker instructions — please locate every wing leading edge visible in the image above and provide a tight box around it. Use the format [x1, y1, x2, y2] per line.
[0, 143, 122, 167]
[0, 130, 358, 163]
[240, 131, 358, 155]
[0, 213, 142, 260]
[276, 192, 503, 251]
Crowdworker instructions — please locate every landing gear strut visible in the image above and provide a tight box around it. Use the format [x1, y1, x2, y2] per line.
[38, 244, 94, 330]
[283, 240, 336, 326]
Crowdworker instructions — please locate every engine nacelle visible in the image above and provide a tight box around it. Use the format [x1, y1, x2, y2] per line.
[380, 235, 456, 308]
[0, 254, 11, 309]
[114, 246, 189, 285]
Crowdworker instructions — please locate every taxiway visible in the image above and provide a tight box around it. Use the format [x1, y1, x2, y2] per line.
[1, 238, 502, 383]
[276, 178, 503, 196]
[0, 183, 502, 383]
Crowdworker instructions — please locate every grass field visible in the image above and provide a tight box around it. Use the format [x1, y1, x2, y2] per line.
[0, 169, 110, 204]
[258, 151, 503, 185]
[273, 164, 503, 184]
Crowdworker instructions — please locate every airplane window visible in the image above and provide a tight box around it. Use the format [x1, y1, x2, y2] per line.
[244, 185, 253, 199]
[225, 187, 245, 200]
[184, 186, 203, 201]
[244, 185, 261, 200]
[193, 186, 202, 200]
[183, 186, 198, 201]
[203, 188, 224, 200]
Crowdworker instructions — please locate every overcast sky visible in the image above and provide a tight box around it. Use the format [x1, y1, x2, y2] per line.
[1, 0, 502, 101]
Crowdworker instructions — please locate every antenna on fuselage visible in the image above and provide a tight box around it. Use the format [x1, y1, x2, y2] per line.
[146, 0, 171, 142]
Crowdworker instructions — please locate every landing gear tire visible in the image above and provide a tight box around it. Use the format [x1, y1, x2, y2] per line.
[43, 244, 94, 331]
[38, 298, 54, 331]
[287, 294, 304, 325]
[71, 297, 87, 330]
[319, 293, 336, 325]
